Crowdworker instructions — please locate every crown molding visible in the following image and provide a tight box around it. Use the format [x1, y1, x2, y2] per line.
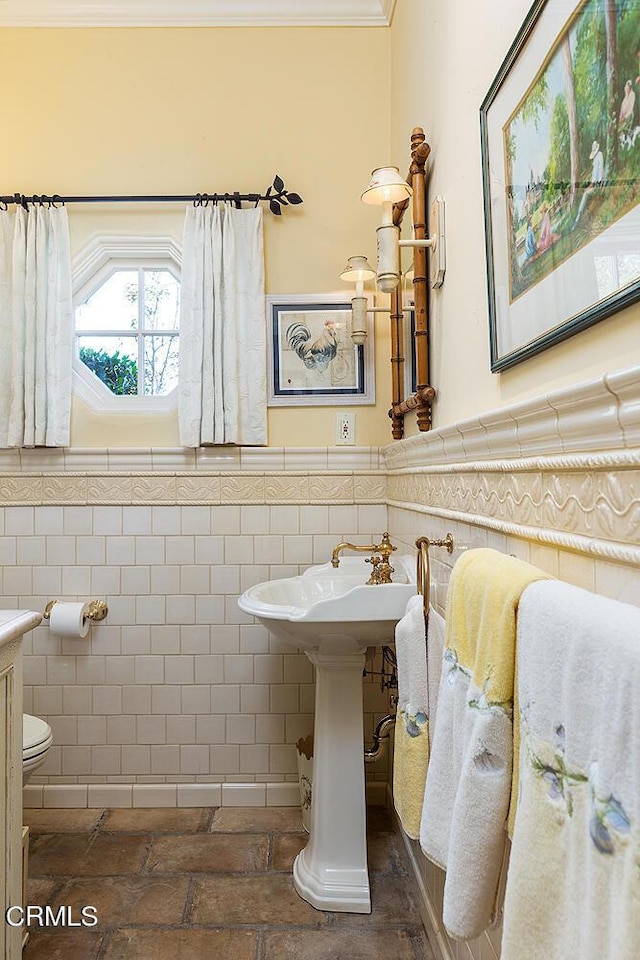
[381, 0, 398, 26]
[0, 0, 393, 28]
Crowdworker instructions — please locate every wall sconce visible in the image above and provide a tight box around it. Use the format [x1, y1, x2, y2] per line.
[361, 166, 446, 291]
[339, 255, 376, 345]
[361, 167, 412, 292]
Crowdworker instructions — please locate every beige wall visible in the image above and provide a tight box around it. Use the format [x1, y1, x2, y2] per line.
[1, 26, 393, 447]
[3, 13, 639, 445]
[390, 0, 640, 433]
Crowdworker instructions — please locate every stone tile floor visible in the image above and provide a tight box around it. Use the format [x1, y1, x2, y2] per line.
[22, 805, 434, 960]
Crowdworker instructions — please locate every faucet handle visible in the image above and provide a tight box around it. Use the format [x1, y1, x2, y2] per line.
[376, 532, 397, 559]
[365, 555, 382, 585]
[365, 554, 395, 585]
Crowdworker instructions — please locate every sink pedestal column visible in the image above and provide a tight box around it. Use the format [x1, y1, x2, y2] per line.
[293, 649, 370, 914]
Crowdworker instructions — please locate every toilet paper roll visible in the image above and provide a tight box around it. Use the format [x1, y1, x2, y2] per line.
[49, 602, 91, 639]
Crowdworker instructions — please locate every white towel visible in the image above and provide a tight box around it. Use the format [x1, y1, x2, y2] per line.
[395, 597, 444, 727]
[502, 580, 640, 960]
[393, 597, 445, 839]
[426, 606, 445, 737]
[395, 595, 429, 720]
[419, 548, 548, 940]
[420, 646, 512, 935]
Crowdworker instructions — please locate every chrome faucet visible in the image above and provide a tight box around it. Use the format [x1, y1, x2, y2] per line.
[331, 532, 397, 584]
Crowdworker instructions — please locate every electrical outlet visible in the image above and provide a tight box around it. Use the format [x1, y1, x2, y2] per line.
[336, 412, 356, 445]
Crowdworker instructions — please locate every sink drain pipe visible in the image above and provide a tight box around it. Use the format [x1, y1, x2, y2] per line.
[364, 713, 396, 763]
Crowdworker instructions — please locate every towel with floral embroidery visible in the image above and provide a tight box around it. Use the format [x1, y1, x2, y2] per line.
[419, 548, 549, 940]
[393, 597, 445, 839]
[502, 580, 640, 960]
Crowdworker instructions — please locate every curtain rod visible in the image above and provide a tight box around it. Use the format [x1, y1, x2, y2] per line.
[0, 175, 303, 217]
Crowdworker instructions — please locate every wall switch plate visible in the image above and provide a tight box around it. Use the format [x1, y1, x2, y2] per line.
[336, 412, 356, 445]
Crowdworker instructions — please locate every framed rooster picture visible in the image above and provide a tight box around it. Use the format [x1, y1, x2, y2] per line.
[266, 294, 375, 405]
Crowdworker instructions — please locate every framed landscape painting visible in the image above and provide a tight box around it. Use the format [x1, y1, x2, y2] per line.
[266, 294, 375, 405]
[481, 0, 640, 371]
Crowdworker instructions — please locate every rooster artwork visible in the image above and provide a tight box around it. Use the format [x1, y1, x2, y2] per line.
[269, 300, 368, 403]
[285, 319, 339, 372]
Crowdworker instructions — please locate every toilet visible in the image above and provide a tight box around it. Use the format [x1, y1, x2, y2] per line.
[22, 714, 53, 784]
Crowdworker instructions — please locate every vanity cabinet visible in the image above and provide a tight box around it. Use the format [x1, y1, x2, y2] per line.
[0, 610, 40, 960]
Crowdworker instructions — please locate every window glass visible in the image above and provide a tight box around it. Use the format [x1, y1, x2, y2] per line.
[143, 271, 181, 331]
[75, 267, 180, 398]
[75, 270, 139, 332]
[77, 336, 138, 397]
[143, 335, 179, 396]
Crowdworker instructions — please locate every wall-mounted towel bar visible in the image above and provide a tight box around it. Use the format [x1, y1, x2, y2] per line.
[415, 534, 454, 623]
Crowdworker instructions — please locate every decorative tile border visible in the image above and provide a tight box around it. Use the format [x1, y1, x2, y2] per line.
[384, 364, 640, 567]
[388, 492, 640, 566]
[0, 446, 386, 506]
[354, 474, 387, 501]
[0, 477, 42, 503]
[264, 476, 310, 502]
[388, 466, 640, 545]
[0, 470, 387, 507]
[387, 462, 640, 566]
[309, 475, 353, 502]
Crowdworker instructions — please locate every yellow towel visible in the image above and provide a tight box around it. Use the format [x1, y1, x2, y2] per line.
[444, 548, 550, 834]
[393, 600, 445, 839]
[393, 716, 430, 839]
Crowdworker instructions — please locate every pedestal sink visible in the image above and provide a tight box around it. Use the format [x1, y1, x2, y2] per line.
[238, 555, 416, 913]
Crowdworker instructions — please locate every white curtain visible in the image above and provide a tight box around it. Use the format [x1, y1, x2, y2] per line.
[178, 204, 267, 447]
[0, 205, 73, 447]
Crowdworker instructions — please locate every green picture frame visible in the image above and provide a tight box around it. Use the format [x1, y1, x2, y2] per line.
[480, 0, 640, 371]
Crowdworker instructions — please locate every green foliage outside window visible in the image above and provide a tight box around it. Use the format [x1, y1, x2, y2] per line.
[79, 346, 138, 396]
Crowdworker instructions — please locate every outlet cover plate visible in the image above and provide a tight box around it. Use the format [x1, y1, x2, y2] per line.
[336, 412, 356, 445]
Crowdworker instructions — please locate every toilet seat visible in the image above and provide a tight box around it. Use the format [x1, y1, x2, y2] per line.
[23, 714, 53, 762]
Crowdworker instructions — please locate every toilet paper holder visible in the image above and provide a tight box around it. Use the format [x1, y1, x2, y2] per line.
[43, 599, 109, 622]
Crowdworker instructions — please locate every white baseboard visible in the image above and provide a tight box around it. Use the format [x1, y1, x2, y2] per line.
[23, 781, 298, 809]
[24, 779, 388, 810]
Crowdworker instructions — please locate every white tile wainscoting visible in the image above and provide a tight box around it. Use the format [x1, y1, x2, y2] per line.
[0, 448, 392, 804]
[382, 364, 640, 960]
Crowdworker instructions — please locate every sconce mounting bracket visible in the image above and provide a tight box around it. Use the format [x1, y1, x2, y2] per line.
[429, 197, 446, 288]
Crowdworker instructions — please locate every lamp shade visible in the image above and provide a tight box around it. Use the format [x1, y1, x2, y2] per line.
[339, 256, 376, 284]
[361, 166, 413, 206]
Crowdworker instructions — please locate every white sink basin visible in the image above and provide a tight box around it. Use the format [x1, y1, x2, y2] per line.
[238, 555, 416, 652]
